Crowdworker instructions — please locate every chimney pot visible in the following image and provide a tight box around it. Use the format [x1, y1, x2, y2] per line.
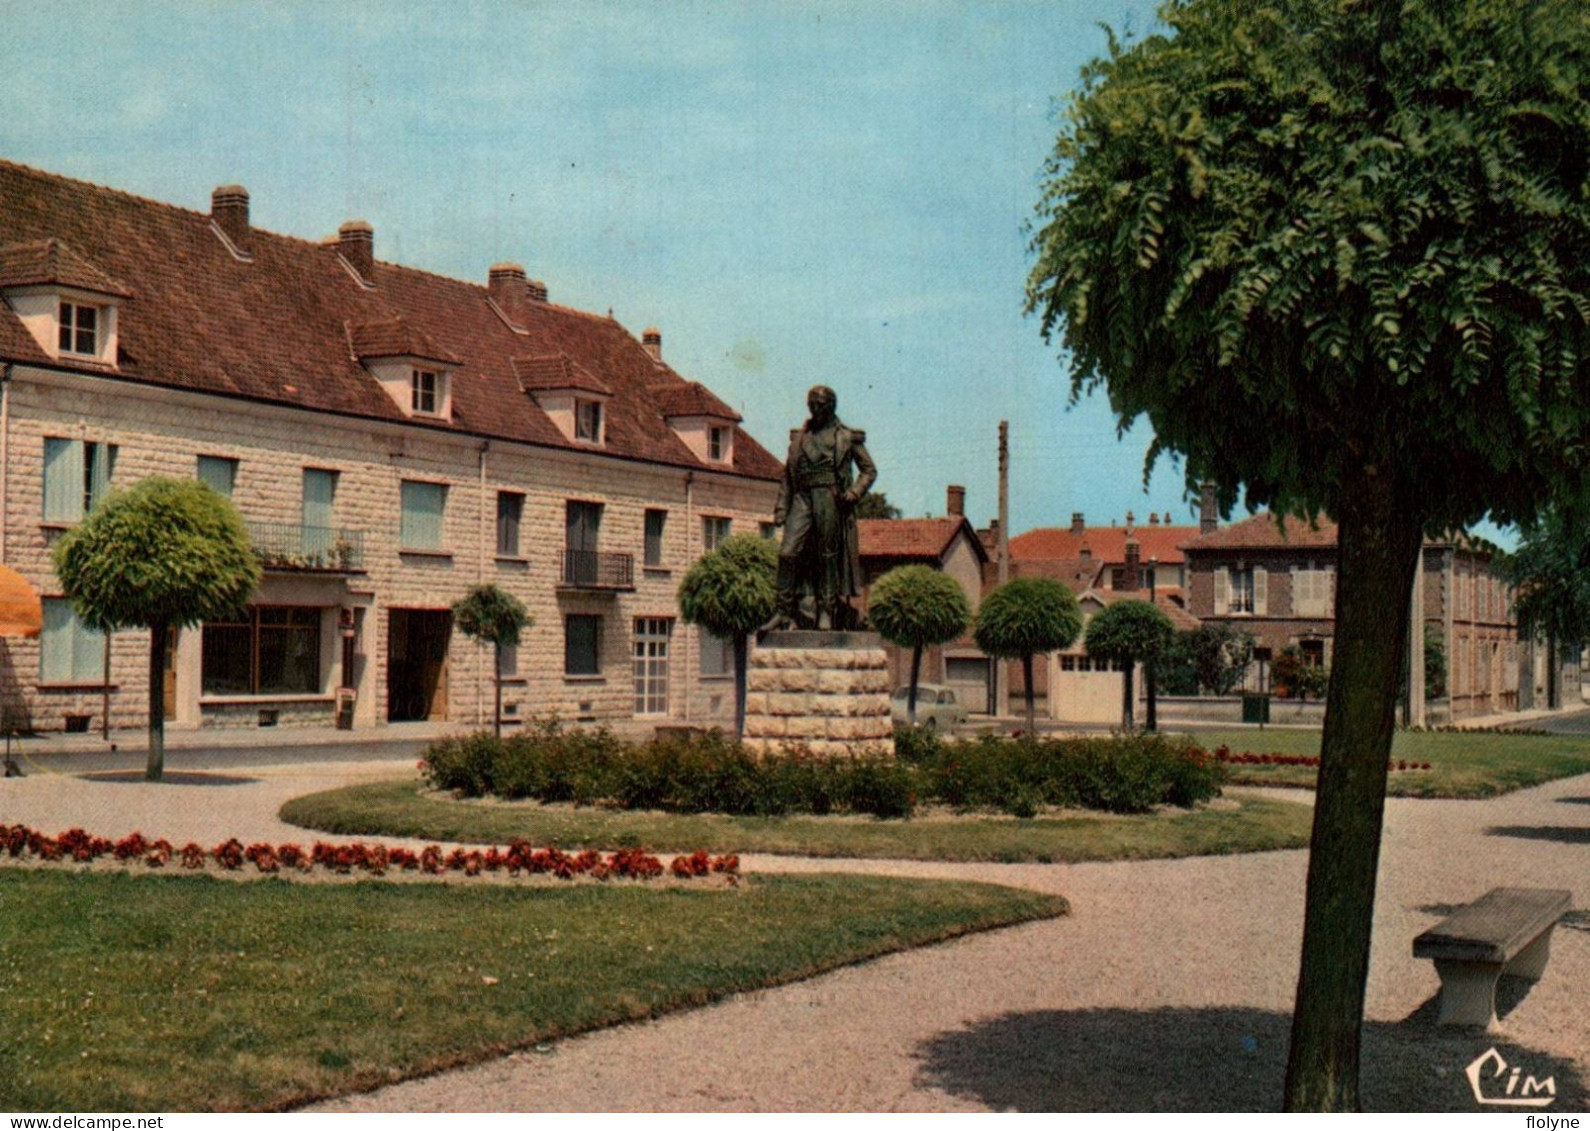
[527, 278, 548, 303]
[1070, 512, 1084, 534]
[1125, 509, 1135, 531]
[338, 220, 374, 284]
[489, 262, 529, 325]
[211, 184, 251, 254]
[947, 485, 966, 518]
[1199, 482, 1219, 534]
[642, 326, 662, 361]
[1149, 512, 1160, 525]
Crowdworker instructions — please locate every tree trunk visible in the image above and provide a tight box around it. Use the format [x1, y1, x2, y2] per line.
[146, 620, 167, 782]
[908, 644, 923, 725]
[1283, 476, 1424, 1111]
[1022, 654, 1036, 734]
[492, 643, 503, 739]
[1145, 658, 1157, 732]
[1121, 660, 1135, 731]
[733, 633, 749, 741]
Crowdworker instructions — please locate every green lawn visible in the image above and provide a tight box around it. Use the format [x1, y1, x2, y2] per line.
[280, 779, 1313, 863]
[1182, 727, 1590, 797]
[0, 869, 1063, 1112]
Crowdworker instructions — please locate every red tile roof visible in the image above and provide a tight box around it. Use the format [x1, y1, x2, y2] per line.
[347, 316, 462, 366]
[1010, 556, 1104, 593]
[649, 380, 740, 422]
[1010, 524, 1198, 565]
[859, 517, 986, 563]
[0, 238, 132, 297]
[1180, 511, 1338, 551]
[512, 353, 614, 396]
[1078, 588, 1201, 631]
[0, 160, 781, 481]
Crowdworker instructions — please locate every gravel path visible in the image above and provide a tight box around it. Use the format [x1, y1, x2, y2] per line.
[3, 761, 1586, 1111]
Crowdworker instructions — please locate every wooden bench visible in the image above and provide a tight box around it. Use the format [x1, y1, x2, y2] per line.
[1413, 887, 1572, 1028]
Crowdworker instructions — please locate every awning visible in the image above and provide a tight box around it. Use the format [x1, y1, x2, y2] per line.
[0, 565, 42, 638]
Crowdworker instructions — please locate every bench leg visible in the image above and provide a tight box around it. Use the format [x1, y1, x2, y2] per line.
[1503, 928, 1554, 982]
[1432, 959, 1500, 1028]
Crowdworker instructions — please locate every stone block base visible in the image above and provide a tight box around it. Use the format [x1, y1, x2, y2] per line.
[744, 631, 893, 758]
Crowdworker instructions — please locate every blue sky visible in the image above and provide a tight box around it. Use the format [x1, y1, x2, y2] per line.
[5, 0, 1245, 535]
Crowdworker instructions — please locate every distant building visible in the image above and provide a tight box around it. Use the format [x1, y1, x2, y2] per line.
[0, 160, 781, 735]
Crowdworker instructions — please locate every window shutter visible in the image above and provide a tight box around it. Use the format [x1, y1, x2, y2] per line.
[1254, 568, 1268, 615]
[43, 438, 84, 523]
[1214, 568, 1230, 615]
[40, 599, 71, 682]
[1325, 566, 1336, 615]
[87, 443, 115, 512]
[401, 481, 445, 549]
[72, 616, 105, 682]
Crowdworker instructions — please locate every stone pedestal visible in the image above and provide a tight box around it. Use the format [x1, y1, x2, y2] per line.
[744, 630, 894, 758]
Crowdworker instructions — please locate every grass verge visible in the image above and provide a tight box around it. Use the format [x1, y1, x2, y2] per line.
[279, 779, 1313, 863]
[1182, 727, 1590, 797]
[0, 870, 1063, 1111]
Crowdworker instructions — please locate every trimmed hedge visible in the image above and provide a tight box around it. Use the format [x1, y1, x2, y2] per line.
[421, 720, 1222, 819]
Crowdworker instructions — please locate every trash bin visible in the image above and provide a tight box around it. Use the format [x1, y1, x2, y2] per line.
[1241, 692, 1271, 725]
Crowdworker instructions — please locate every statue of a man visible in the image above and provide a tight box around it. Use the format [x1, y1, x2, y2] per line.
[764, 385, 877, 631]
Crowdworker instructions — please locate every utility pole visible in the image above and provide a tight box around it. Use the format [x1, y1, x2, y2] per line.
[995, 420, 1010, 722]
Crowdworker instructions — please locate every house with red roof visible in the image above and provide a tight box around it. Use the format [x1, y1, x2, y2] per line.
[0, 161, 782, 735]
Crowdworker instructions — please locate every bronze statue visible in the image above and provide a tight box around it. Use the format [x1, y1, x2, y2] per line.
[763, 385, 877, 631]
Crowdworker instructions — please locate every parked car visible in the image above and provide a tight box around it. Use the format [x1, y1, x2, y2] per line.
[890, 683, 969, 729]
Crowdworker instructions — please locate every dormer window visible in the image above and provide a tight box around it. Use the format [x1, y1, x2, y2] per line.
[575, 398, 603, 442]
[708, 425, 729, 462]
[58, 301, 98, 356]
[411, 369, 439, 415]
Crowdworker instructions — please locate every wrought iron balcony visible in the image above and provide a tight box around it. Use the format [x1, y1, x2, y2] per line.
[247, 522, 366, 573]
[560, 548, 634, 591]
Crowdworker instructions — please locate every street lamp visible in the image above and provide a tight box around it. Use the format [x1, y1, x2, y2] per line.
[1146, 557, 1159, 732]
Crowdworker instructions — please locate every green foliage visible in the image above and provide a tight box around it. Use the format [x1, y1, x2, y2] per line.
[1424, 624, 1448, 699]
[1156, 632, 1200, 695]
[677, 533, 778, 638]
[868, 565, 971, 650]
[1272, 648, 1329, 701]
[853, 493, 902, 520]
[421, 722, 1221, 819]
[1083, 599, 1175, 664]
[1188, 623, 1256, 695]
[451, 584, 529, 648]
[51, 477, 260, 631]
[1028, 0, 1590, 532]
[1495, 504, 1590, 644]
[973, 578, 1081, 660]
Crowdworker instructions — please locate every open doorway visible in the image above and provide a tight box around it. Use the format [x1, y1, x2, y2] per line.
[387, 608, 451, 722]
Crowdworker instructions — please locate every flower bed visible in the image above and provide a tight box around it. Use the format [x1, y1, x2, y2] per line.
[1209, 745, 1431, 771]
[0, 823, 738, 882]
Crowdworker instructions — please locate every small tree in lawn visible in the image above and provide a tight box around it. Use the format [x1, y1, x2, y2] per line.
[974, 577, 1081, 734]
[678, 534, 777, 739]
[52, 477, 260, 781]
[1084, 599, 1175, 732]
[452, 584, 530, 738]
[1189, 623, 1255, 696]
[868, 564, 970, 725]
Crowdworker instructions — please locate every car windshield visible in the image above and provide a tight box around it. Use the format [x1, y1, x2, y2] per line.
[892, 689, 911, 700]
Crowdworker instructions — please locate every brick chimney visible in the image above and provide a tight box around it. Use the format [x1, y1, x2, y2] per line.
[1149, 512, 1160, 526]
[527, 279, 549, 303]
[1123, 538, 1141, 592]
[1199, 482, 1219, 534]
[489, 262, 529, 325]
[947, 485, 965, 517]
[642, 327, 662, 362]
[338, 220, 374, 285]
[1125, 509, 1136, 534]
[211, 185, 251, 254]
[1070, 512, 1084, 534]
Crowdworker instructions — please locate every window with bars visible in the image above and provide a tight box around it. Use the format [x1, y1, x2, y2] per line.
[42, 438, 115, 523]
[201, 606, 322, 696]
[57, 301, 98, 356]
[497, 492, 524, 556]
[633, 617, 672, 715]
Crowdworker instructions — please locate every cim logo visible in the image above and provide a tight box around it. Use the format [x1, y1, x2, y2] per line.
[1467, 1047, 1556, 1107]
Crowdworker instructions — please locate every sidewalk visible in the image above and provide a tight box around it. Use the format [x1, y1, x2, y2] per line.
[8, 719, 467, 757]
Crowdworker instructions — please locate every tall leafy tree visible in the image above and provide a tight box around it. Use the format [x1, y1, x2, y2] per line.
[1496, 504, 1590, 664]
[52, 477, 260, 781]
[868, 564, 971, 724]
[678, 534, 778, 739]
[1189, 622, 1256, 696]
[853, 493, 903, 520]
[1028, 0, 1590, 1109]
[1083, 599, 1175, 731]
[452, 584, 530, 738]
[974, 577, 1081, 733]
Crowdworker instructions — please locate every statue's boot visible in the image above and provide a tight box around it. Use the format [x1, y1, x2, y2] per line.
[760, 558, 800, 634]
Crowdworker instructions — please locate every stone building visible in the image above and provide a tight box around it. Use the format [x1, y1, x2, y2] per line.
[0, 160, 781, 735]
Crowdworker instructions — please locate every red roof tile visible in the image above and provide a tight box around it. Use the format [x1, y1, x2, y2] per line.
[347, 316, 462, 366]
[859, 518, 986, 563]
[1010, 556, 1104, 593]
[0, 160, 781, 481]
[0, 238, 132, 297]
[512, 353, 614, 396]
[649, 380, 740, 422]
[1180, 511, 1338, 551]
[1078, 588, 1201, 631]
[1010, 524, 1197, 565]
